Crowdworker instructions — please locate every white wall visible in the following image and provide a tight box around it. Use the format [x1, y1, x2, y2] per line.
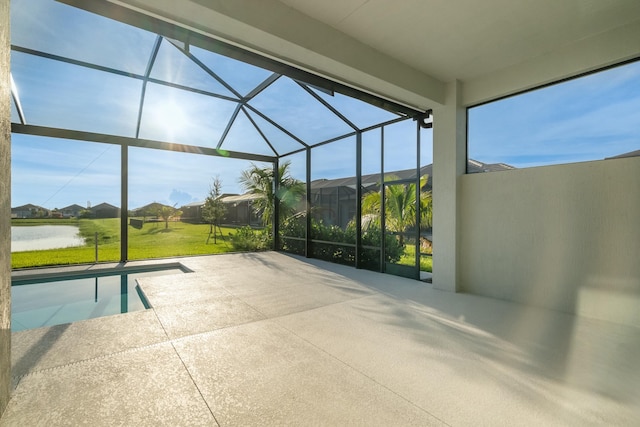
[432, 81, 466, 292]
[458, 157, 640, 325]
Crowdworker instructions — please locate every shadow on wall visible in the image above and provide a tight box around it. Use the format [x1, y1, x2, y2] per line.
[0, 327, 9, 416]
[291, 251, 640, 417]
[450, 159, 640, 414]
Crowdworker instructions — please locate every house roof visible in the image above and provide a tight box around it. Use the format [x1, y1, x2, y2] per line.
[91, 202, 119, 210]
[220, 194, 262, 203]
[310, 160, 514, 191]
[311, 165, 433, 191]
[11, 203, 47, 211]
[467, 159, 516, 174]
[606, 150, 640, 160]
[182, 201, 206, 208]
[131, 202, 172, 212]
[60, 204, 85, 211]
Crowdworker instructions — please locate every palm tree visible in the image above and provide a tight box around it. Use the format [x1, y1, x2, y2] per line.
[239, 161, 304, 226]
[361, 175, 432, 246]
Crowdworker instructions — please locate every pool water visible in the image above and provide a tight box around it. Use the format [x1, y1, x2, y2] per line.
[11, 268, 184, 332]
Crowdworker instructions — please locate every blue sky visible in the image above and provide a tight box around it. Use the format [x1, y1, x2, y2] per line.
[9, 0, 421, 210]
[468, 60, 640, 167]
[10, 134, 272, 209]
[9, 0, 639, 210]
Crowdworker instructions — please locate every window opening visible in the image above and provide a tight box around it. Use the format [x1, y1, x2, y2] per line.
[468, 59, 640, 171]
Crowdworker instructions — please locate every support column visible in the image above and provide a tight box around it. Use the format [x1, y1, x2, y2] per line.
[432, 80, 466, 292]
[272, 158, 279, 250]
[379, 127, 385, 273]
[305, 148, 311, 257]
[355, 132, 362, 268]
[0, 0, 12, 415]
[120, 145, 128, 262]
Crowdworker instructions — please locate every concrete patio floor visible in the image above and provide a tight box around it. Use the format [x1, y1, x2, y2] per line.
[2, 252, 639, 426]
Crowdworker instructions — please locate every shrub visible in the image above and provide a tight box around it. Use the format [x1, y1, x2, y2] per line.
[279, 214, 404, 269]
[356, 223, 404, 270]
[230, 226, 272, 251]
[279, 214, 306, 255]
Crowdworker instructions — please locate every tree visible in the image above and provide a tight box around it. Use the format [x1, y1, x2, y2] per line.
[361, 175, 432, 246]
[202, 176, 227, 243]
[238, 161, 304, 227]
[156, 205, 182, 229]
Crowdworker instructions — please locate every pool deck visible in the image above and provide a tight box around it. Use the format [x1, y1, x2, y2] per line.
[2, 252, 639, 426]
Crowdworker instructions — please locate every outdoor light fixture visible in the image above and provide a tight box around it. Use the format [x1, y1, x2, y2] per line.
[416, 109, 433, 128]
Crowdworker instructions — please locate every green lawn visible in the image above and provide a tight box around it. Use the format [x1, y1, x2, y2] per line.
[12, 219, 433, 272]
[11, 219, 240, 269]
[397, 244, 433, 272]
[128, 220, 235, 260]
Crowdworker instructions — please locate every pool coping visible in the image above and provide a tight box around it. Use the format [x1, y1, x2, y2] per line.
[11, 261, 193, 286]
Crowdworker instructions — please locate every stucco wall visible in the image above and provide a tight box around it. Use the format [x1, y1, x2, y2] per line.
[0, 0, 11, 416]
[459, 157, 640, 325]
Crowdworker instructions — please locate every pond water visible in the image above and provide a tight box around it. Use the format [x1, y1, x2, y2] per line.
[11, 225, 86, 252]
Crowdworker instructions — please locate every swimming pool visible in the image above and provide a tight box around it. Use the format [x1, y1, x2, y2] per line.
[11, 264, 190, 332]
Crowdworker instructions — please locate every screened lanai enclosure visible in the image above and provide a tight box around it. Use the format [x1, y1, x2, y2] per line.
[10, 0, 433, 279]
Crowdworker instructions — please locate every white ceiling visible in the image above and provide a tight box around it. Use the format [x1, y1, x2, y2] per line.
[278, 0, 640, 82]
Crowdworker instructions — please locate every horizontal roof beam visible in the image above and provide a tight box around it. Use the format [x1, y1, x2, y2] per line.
[11, 124, 277, 163]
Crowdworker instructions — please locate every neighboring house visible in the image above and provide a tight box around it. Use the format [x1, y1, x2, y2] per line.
[91, 202, 120, 219]
[308, 164, 434, 229]
[309, 178, 358, 228]
[10, 204, 49, 219]
[181, 195, 261, 226]
[206, 160, 515, 229]
[130, 202, 173, 219]
[218, 193, 261, 226]
[180, 200, 205, 222]
[605, 149, 640, 160]
[309, 159, 515, 228]
[466, 159, 516, 174]
[60, 204, 84, 218]
[303, 166, 428, 228]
